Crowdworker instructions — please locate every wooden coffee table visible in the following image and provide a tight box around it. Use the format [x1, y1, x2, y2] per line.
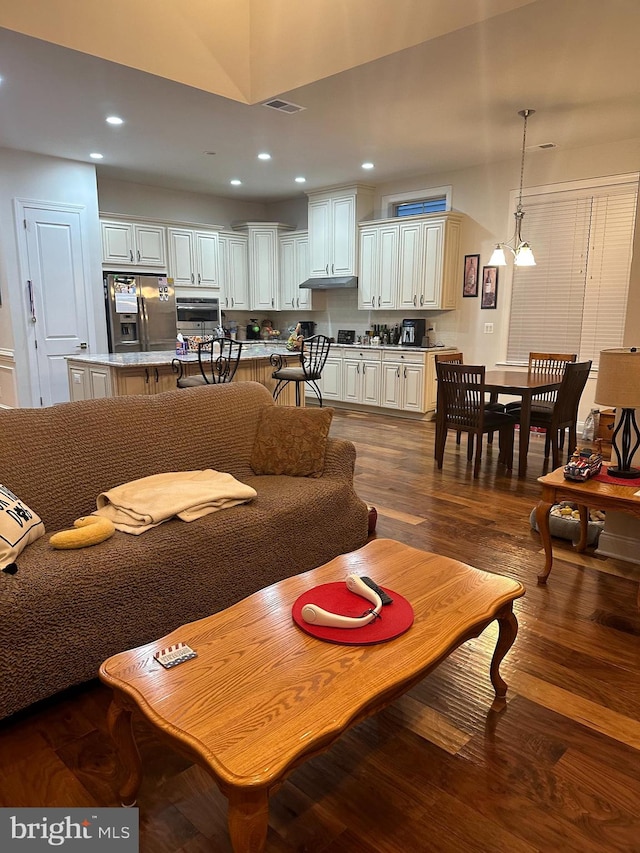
[99, 539, 525, 852]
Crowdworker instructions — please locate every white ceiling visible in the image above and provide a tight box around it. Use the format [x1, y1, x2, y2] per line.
[1, 0, 639, 203]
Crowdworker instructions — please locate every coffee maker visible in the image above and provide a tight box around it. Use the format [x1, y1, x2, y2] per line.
[298, 321, 316, 338]
[400, 318, 426, 347]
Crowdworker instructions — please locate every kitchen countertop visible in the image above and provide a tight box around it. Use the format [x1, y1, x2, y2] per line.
[66, 343, 457, 368]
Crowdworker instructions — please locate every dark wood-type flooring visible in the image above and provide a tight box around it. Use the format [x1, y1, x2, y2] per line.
[2, 411, 640, 852]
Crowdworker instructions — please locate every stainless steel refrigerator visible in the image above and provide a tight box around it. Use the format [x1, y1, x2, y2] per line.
[104, 273, 177, 353]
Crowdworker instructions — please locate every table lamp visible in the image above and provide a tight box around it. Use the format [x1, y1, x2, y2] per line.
[594, 347, 640, 478]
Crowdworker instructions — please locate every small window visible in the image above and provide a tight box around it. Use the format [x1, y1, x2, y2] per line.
[394, 197, 447, 217]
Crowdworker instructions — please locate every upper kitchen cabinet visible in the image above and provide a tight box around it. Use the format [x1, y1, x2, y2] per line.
[233, 223, 294, 312]
[168, 227, 220, 289]
[359, 212, 464, 311]
[397, 213, 463, 311]
[219, 232, 250, 311]
[358, 223, 398, 310]
[280, 231, 312, 311]
[307, 185, 375, 278]
[101, 219, 166, 268]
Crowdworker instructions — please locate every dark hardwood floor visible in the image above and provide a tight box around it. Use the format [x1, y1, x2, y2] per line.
[1, 410, 639, 852]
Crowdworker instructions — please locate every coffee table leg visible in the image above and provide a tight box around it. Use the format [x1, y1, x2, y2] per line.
[107, 695, 142, 807]
[490, 604, 518, 700]
[226, 788, 269, 853]
[535, 499, 554, 584]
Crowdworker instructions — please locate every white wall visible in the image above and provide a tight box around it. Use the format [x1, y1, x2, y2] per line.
[97, 178, 269, 228]
[0, 147, 104, 407]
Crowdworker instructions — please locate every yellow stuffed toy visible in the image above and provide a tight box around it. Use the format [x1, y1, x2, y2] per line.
[49, 516, 115, 549]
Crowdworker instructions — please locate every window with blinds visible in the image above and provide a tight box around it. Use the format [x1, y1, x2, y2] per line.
[506, 181, 638, 368]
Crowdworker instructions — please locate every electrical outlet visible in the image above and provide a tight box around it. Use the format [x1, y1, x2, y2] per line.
[484, 323, 494, 334]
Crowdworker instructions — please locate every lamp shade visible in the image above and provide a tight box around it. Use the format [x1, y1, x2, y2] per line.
[594, 348, 640, 408]
[489, 245, 507, 266]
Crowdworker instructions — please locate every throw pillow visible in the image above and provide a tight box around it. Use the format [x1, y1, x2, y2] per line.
[0, 484, 45, 569]
[251, 406, 334, 477]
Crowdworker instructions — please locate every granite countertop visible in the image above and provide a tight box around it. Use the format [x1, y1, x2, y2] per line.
[66, 342, 457, 368]
[66, 343, 290, 368]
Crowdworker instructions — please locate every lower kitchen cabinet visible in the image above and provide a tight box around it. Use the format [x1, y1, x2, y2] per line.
[308, 346, 459, 416]
[67, 363, 113, 401]
[318, 354, 343, 401]
[381, 350, 425, 413]
[343, 350, 382, 406]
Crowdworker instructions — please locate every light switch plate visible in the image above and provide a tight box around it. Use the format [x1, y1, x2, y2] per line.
[484, 323, 494, 334]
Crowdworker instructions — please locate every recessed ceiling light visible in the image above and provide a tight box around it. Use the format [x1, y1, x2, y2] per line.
[106, 116, 123, 125]
[257, 152, 271, 160]
[89, 152, 104, 159]
[361, 162, 374, 170]
[230, 179, 242, 186]
[295, 176, 306, 183]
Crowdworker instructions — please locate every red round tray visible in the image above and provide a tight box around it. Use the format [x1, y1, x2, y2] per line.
[292, 581, 414, 645]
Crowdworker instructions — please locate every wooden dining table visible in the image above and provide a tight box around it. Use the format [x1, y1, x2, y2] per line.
[484, 369, 564, 477]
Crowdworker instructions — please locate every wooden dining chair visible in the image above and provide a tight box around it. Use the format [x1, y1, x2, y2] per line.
[434, 362, 516, 479]
[435, 352, 504, 448]
[176, 338, 243, 388]
[506, 352, 576, 410]
[507, 360, 592, 469]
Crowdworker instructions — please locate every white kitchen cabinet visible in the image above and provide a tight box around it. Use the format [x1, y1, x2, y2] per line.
[234, 223, 294, 312]
[315, 347, 343, 401]
[280, 232, 313, 310]
[358, 224, 398, 310]
[219, 233, 250, 310]
[101, 219, 166, 268]
[168, 228, 220, 289]
[380, 350, 426, 413]
[342, 349, 381, 406]
[307, 185, 375, 279]
[361, 212, 464, 311]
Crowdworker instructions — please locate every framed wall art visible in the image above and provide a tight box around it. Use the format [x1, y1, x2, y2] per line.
[462, 254, 480, 297]
[481, 266, 498, 309]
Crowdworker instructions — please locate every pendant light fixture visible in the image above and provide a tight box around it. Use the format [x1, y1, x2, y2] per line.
[489, 109, 536, 268]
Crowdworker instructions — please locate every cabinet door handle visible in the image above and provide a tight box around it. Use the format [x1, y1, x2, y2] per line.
[144, 368, 149, 384]
[225, 297, 229, 307]
[291, 298, 295, 308]
[198, 273, 201, 284]
[130, 250, 134, 262]
[137, 250, 141, 262]
[357, 363, 360, 374]
[413, 295, 417, 307]
[396, 366, 400, 378]
[378, 296, 381, 307]
[420, 294, 424, 306]
[371, 297, 375, 308]
[191, 273, 195, 284]
[363, 363, 366, 373]
[404, 366, 407, 379]
[296, 298, 299, 308]
[231, 297, 235, 307]
[271, 298, 274, 308]
[331, 264, 334, 274]
[155, 368, 159, 383]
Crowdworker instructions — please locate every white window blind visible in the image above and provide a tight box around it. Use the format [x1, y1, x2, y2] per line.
[506, 182, 638, 367]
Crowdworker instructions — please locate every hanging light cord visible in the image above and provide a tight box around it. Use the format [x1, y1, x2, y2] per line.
[516, 108, 531, 213]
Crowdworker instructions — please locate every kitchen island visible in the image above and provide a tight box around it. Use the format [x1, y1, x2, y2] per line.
[66, 343, 299, 405]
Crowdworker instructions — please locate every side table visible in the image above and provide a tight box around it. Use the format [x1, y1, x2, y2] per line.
[535, 466, 640, 606]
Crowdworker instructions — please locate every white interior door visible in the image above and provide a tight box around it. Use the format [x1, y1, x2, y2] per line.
[22, 205, 90, 406]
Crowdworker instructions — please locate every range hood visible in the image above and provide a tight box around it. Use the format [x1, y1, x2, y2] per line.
[300, 276, 358, 290]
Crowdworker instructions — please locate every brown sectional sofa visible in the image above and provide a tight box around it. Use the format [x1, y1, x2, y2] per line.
[0, 381, 369, 719]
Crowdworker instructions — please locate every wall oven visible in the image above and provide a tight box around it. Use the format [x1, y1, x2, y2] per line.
[175, 297, 221, 337]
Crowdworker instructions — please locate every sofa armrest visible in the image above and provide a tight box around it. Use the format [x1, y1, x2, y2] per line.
[322, 438, 357, 481]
